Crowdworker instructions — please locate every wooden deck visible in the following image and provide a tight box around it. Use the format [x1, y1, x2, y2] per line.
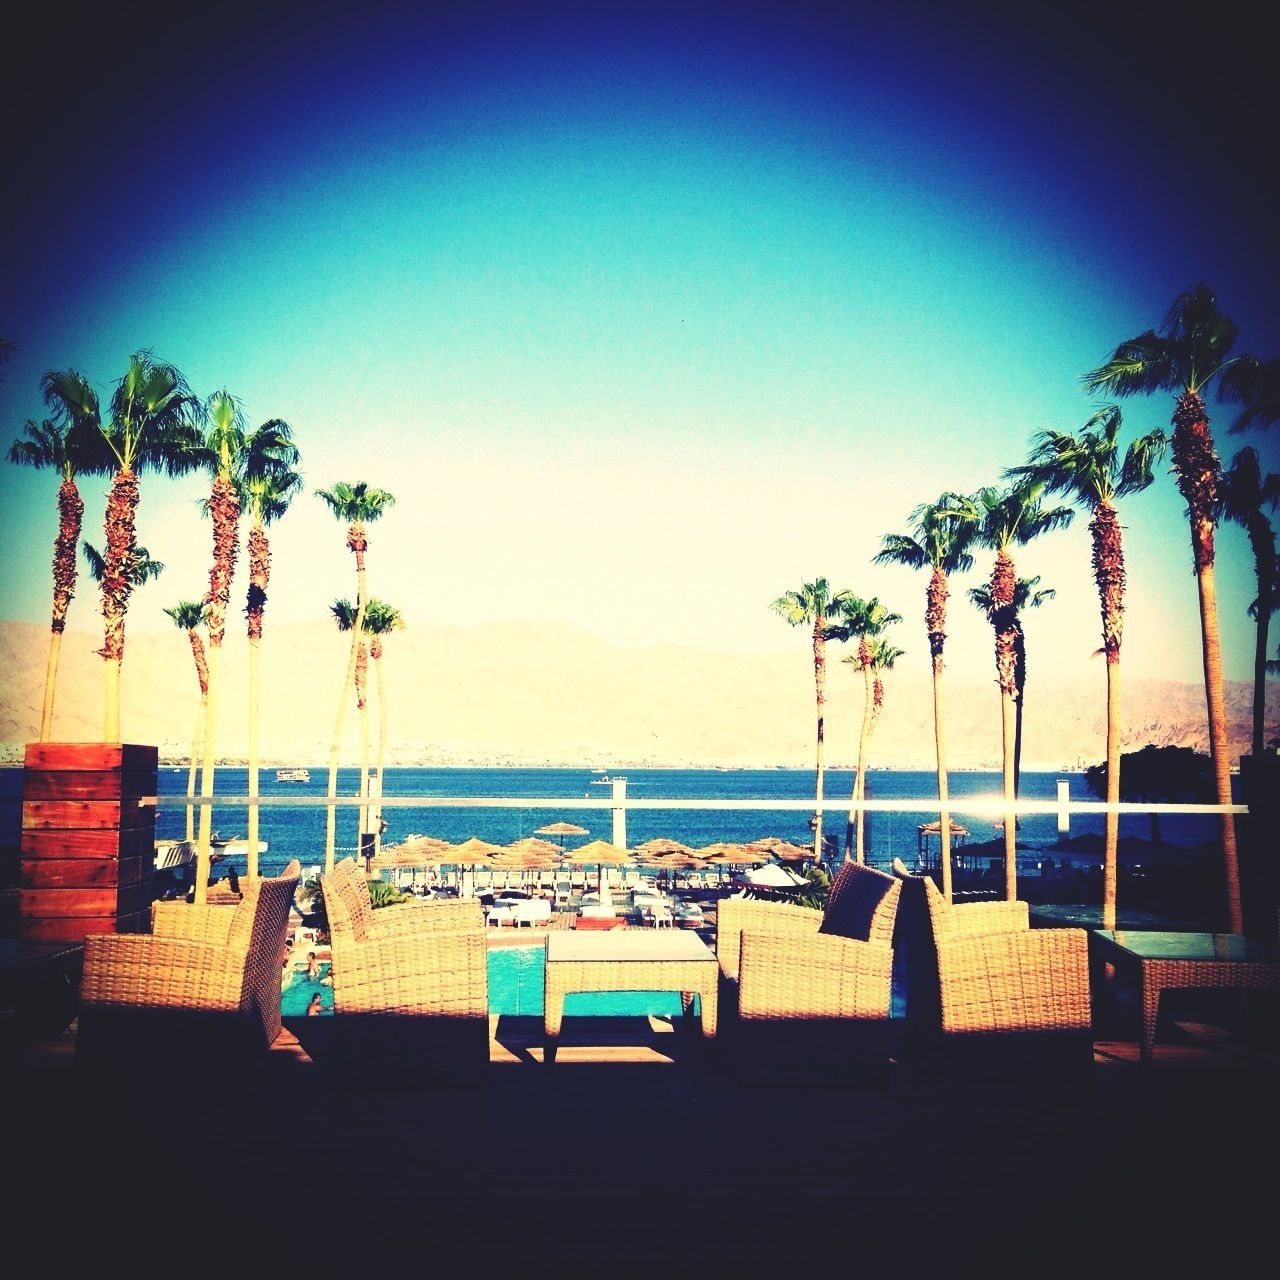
[5, 1007, 1277, 1269]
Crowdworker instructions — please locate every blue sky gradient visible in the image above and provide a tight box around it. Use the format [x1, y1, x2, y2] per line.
[3, 0, 1277, 689]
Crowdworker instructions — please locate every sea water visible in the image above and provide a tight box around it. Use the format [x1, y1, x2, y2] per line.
[136, 765, 1222, 881]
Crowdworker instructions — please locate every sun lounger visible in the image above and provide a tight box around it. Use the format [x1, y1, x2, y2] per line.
[513, 899, 553, 927]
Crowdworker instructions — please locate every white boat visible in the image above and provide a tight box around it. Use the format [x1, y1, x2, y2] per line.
[153, 840, 228, 871]
[276, 767, 310, 782]
[210, 832, 268, 856]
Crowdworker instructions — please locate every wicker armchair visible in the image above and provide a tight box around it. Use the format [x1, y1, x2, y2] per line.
[890, 858, 1092, 1056]
[318, 859, 488, 1078]
[77, 861, 300, 1064]
[717, 862, 902, 1077]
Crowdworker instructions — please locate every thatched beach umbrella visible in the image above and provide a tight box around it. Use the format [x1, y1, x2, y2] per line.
[559, 838, 631, 910]
[438, 836, 505, 896]
[535, 820, 590, 851]
[746, 837, 812, 862]
[634, 837, 694, 858]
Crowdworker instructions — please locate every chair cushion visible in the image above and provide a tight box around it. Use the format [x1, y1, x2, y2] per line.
[818, 862, 896, 942]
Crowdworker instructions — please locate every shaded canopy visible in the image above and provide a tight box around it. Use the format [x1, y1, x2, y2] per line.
[438, 836, 506, 866]
[746, 838, 812, 862]
[693, 843, 768, 866]
[559, 838, 632, 866]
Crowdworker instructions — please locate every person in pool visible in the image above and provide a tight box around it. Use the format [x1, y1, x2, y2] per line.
[305, 951, 320, 980]
[306, 993, 323, 1016]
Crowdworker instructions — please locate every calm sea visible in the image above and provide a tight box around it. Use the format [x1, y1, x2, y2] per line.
[120, 765, 1220, 879]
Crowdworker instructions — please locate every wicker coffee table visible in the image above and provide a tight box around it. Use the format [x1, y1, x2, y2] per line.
[543, 931, 718, 1059]
[1090, 930, 1280, 1064]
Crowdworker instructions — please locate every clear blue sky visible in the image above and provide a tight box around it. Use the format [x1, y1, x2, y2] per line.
[2, 1, 1277, 689]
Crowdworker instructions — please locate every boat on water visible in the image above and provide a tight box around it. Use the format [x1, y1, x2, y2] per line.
[276, 767, 311, 782]
[153, 840, 228, 872]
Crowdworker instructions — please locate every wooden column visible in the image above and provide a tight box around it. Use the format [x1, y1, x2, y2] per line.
[19, 743, 157, 941]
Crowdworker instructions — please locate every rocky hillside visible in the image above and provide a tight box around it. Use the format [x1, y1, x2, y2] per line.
[0, 618, 1270, 767]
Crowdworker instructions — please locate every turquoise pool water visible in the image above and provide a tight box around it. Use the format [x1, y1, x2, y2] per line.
[281, 948, 698, 1017]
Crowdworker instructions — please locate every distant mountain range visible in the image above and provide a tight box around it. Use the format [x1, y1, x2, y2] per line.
[0, 618, 1272, 768]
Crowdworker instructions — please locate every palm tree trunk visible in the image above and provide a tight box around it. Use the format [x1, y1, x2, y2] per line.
[246, 523, 270, 878]
[100, 470, 138, 743]
[373, 644, 388, 860]
[247, 634, 261, 878]
[811, 624, 826, 864]
[1172, 393, 1242, 932]
[926, 568, 952, 900]
[40, 631, 62, 743]
[325, 538, 368, 872]
[1091, 499, 1126, 932]
[1103, 657, 1121, 930]
[194, 644, 221, 904]
[848, 657, 873, 863]
[104, 658, 121, 743]
[1195, 559, 1243, 931]
[42, 477, 83, 741]
[1001, 687, 1017, 900]
[186, 698, 203, 844]
[1253, 603, 1271, 759]
[356, 641, 371, 866]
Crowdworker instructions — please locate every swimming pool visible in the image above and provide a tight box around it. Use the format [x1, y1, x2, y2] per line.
[280, 948, 698, 1017]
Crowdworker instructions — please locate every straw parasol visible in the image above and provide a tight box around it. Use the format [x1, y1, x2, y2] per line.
[559, 837, 632, 910]
[535, 821, 590, 850]
[692, 843, 768, 866]
[746, 837, 812, 862]
[505, 836, 561, 861]
[438, 836, 505, 896]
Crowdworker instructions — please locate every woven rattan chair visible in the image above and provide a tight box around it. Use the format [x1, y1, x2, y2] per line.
[890, 858, 1092, 1063]
[77, 860, 301, 1065]
[318, 858, 489, 1078]
[716, 861, 902, 1078]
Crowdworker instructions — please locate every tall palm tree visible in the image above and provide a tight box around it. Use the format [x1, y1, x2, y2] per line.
[95, 351, 202, 741]
[966, 481, 1073, 900]
[241, 424, 302, 876]
[190, 389, 246, 898]
[330, 599, 373, 865]
[1218, 448, 1280, 759]
[873, 495, 975, 901]
[968, 574, 1056, 806]
[1012, 405, 1165, 929]
[1084, 284, 1256, 932]
[834, 595, 902, 862]
[865, 637, 904, 806]
[7, 371, 112, 739]
[164, 601, 208, 843]
[770, 579, 852, 863]
[363, 598, 404, 860]
[315, 482, 396, 871]
[190, 398, 300, 896]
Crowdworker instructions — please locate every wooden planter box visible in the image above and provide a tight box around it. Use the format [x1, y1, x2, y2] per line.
[19, 743, 158, 942]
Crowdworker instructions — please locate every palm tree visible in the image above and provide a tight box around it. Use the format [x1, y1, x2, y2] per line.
[770, 579, 853, 863]
[834, 595, 902, 862]
[241, 424, 302, 876]
[1084, 285, 1256, 932]
[315, 482, 396, 871]
[1012, 405, 1166, 929]
[95, 351, 202, 741]
[966, 481, 1073, 900]
[164, 601, 208, 843]
[363, 598, 404, 860]
[1217, 448, 1280, 759]
[190, 389, 246, 898]
[331, 599, 374, 866]
[7, 371, 112, 739]
[873, 495, 975, 901]
[864, 638, 904, 813]
[968, 574, 1056, 805]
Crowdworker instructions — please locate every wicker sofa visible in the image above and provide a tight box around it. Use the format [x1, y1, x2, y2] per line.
[890, 858, 1092, 1062]
[716, 861, 903, 1077]
[77, 861, 301, 1065]
[318, 859, 489, 1077]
